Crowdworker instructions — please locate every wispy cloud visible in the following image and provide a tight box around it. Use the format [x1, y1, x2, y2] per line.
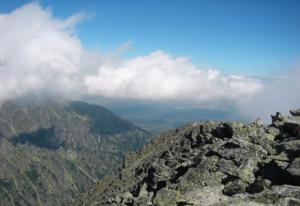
[238, 68, 300, 121]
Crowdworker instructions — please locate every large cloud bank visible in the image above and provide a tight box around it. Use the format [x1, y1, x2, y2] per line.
[0, 3, 86, 101]
[0, 3, 261, 104]
[85, 51, 262, 102]
[0, 2, 298, 119]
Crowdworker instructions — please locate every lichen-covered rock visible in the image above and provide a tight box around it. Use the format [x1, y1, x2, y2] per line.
[287, 158, 300, 184]
[290, 109, 300, 117]
[72, 109, 300, 206]
[223, 179, 247, 196]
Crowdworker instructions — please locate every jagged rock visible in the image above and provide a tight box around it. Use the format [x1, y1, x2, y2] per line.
[290, 109, 300, 116]
[72, 111, 300, 206]
[237, 159, 256, 184]
[276, 198, 300, 206]
[287, 158, 300, 183]
[154, 189, 181, 206]
[217, 158, 238, 176]
[278, 140, 300, 154]
[271, 112, 285, 126]
[180, 186, 228, 205]
[282, 122, 300, 137]
[266, 126, 280, 136]
[223, 179, 247, 196]
[267, 185, 300, 202]
[246, 177, 268, 194]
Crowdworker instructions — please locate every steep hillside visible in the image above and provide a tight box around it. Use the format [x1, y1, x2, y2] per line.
[0, 99, 150, 206]
[73, 110, 300, 206]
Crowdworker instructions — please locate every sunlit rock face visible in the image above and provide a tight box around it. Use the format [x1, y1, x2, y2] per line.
[73, 109, 300, 206]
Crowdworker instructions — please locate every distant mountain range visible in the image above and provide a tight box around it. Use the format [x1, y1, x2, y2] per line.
[0, 99, 150, 206]
[83, 98, 244, 134]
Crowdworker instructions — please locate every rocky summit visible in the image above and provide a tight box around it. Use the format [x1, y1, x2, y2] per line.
[0, 99, 150, 206]
[73, 110, 300, 206]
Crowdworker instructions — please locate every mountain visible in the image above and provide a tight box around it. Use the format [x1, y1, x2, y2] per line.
[73, 110, 300, 206]
[0, 99, 150, 206]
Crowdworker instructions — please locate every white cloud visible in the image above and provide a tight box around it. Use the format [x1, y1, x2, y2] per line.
[0, 3, 89, 101]
[0, 2, 264, 110]
[84, 51, 262, 103]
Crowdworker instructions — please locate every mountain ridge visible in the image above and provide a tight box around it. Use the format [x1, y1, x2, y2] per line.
[0, 98, 150, 206]
[73, 109, 300, 206]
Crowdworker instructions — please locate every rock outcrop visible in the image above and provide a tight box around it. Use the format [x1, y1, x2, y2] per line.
[73, 110, 300, 206]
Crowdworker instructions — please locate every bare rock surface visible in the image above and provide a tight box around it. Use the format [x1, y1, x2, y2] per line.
[73, 109, 300, 206]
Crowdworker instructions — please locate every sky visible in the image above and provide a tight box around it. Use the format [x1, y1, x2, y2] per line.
[1, 0, 299, 76]
[0, 0, 299, 120]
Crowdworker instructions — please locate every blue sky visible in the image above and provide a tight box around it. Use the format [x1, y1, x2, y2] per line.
[0, 0, 299, 76]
